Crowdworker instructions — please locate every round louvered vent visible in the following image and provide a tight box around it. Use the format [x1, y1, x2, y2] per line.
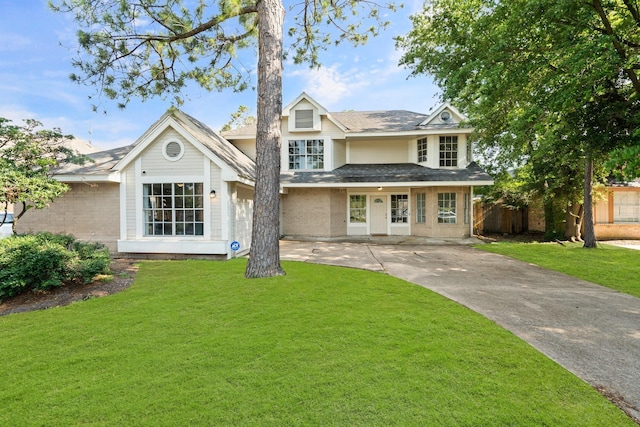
[162, 140, 184, 161]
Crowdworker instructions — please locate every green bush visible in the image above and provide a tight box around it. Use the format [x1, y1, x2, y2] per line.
[0, 233, 111, 300]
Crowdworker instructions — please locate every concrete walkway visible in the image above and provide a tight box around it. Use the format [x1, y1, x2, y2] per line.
[279, 238, 640, 422]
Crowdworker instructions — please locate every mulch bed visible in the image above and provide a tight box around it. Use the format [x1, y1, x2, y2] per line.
[0, 258, 139, 316]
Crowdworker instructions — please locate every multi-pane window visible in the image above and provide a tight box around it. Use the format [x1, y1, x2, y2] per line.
[438, 192, 457, 224]
[288, 139, 324, 170]
[417, 137, 428, 163]
[295, 109, 314, 128]
[439, 136, 458, 167]
[349, 195, 367, 223]
[143, 183, 204, 236]
[416, 193, 426, 223]
[614, 192, 640, 223]
[391, 194, 409, 223]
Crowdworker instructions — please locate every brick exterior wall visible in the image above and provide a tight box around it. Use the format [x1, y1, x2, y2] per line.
[281, 188, 346, 237]
[16, 182, 120, 251]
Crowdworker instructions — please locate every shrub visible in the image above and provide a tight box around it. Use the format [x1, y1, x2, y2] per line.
[0, 233, 111, 300]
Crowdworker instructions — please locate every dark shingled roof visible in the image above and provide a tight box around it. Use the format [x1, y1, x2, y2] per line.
[172, 110, 255, 180]
[280, 162, 493, 185]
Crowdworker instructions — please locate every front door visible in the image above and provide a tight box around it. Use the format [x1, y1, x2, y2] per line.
[371, 196, 387, 235]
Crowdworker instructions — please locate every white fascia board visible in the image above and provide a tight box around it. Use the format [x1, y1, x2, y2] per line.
[55, 173, 121, 183]
[223, 133, 257, 140]
[281, 180, 494, 188]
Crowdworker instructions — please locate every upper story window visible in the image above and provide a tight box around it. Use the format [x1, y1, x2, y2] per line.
[417, 137, 428, 163]
[288, 139, 324, 170]
[295, 109, 314, 129]
[439, 136, 458, 167]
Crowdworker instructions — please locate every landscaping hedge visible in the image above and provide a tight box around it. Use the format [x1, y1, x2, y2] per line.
[0, 233, 111, 300]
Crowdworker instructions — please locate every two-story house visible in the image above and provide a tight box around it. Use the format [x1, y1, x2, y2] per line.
[225, 92, 493, 240]
[15, 93, 493, 257]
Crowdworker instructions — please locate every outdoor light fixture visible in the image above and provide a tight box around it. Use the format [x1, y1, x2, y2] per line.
[377, 186, 383, 191]
[210, 190, 217, 199]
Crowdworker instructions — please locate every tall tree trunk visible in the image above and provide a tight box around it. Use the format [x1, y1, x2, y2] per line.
[246, 0, 286, 278]
[583, 155, 597, 248]
[564, 201, 583, 242]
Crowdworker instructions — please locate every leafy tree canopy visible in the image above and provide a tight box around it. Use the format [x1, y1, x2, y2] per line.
[0, 118, 89, 233]
[50, 0, 397, 110]
[397, 0, 640, 245]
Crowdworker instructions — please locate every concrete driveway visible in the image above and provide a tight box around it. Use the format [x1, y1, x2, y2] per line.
[279, 239, 640, 422]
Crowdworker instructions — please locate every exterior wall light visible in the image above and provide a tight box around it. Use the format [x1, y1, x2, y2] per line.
[377, 186, 383, 191]
[210, 190, 217, 199]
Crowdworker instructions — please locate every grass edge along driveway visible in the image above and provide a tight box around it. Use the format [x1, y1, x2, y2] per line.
[1, 259, 634, 426]
[475, 241, 640, 298]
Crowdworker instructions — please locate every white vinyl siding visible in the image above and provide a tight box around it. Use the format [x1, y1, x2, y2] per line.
[348, 140, 409, 163]
[141, 129, 204, 176]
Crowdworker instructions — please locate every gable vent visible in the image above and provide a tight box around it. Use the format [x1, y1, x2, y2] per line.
[165, 141, 181, 157]
[162, 140, 185, 161]
[295, 109, 314, 128]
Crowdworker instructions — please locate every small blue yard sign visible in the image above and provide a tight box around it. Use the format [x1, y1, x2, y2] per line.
[230, 241, 240, 251]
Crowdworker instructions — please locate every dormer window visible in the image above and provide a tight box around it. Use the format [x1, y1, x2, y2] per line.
[295, 109, 314, 129]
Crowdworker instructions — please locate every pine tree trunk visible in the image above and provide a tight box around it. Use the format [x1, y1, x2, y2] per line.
[245, 0, 286, 278]
[582, 155, 597, 248]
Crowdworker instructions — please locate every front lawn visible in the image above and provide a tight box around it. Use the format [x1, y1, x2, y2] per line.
[0, 260, 633, 425]
[476, 242, 640, 298]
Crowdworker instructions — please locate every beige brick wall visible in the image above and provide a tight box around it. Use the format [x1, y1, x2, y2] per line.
[16, 182, 120, 251]
[595, 224, 640, 240]
[411, 187, 471, 238]
[282, 188, 346, 237]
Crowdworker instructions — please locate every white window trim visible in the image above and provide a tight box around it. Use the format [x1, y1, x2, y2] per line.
[288, 107, 321, 132]
[135, 171, 212, 240]
[283, 136, 332, 172]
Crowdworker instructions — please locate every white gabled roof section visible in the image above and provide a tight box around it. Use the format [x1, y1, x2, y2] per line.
[113, 109, 255, 184]
[282, 91, 348, 132]
[419, 102, 467, 126]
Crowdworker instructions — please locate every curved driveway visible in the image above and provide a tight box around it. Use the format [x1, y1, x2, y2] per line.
[280, 239, 640, 422]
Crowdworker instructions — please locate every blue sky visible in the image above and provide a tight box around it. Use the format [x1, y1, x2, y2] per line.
[0, 0, 439, 151]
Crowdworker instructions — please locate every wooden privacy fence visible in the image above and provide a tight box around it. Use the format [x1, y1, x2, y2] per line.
[474, 203, 528, 235]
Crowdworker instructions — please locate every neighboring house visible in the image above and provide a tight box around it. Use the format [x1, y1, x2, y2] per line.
[224, 92, 493, 239]
[17, 109, 255, 258]
[17, 93, 493, 256]
[594, 181, 640, 239]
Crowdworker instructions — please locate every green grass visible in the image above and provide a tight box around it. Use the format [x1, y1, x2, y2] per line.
[476, 242, 640, 297]
[1, 260, 633, 426]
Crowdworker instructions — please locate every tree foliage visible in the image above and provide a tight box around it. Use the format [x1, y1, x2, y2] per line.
[0, 118, 87, 234]
[397, 0, 640, 246]
[220, 105, 256, 132]
[50, 0, 396, 277]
